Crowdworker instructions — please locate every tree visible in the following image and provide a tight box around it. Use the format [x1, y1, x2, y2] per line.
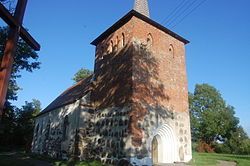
[72, 68, 93, 83]
[0, 26, 40, 148]
[0, 0, 16, 13]
[0, 26, 40, 102]
[189, 84, 240, 151]
[14, 99, 41, 151]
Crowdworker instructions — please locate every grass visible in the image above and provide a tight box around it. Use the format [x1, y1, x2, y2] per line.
[191, 152, 250, 166]
[0, 152, 35, 166]
[53, 160, 103, 166]
[1, 150, 250, 166]
[30, 153, 104, 166]
[0, 151, 103, 166]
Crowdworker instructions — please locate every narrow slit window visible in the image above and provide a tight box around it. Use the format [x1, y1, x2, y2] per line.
[121, 33, 125, 47]
[147, 33, 153, 47]
[169, 44, 174, 58]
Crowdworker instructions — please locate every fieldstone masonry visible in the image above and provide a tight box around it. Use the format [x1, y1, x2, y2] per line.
[32, 2, 192, 165]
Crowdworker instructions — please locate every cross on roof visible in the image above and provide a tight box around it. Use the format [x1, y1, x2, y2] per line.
[0, 0, 40, 119]
[134, 0, 150, 18]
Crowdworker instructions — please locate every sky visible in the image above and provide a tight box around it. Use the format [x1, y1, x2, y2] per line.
[0, 0, 249, 135]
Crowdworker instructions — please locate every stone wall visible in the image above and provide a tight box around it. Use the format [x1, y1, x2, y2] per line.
[32, 94, 91, 160]
[80, 106, 131, 165]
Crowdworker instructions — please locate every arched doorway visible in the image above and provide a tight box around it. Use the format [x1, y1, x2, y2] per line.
[152, 136, 158, 164]
[151, 124, 178, 164]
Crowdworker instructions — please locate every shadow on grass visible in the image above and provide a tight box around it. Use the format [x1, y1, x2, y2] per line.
[31, 153, 104, 166]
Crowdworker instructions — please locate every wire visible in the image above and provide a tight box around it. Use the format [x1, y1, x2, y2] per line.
[161, 0, 187, 24]
[170, 0, 208, 28]
[166, 0, 199, 27]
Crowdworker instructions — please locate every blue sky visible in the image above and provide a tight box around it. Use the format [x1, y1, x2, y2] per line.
[1, 0, 250, 135]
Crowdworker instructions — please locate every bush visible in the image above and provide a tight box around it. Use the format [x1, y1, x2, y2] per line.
[239, 139, 250, 155]
[214, 143, 231, 154]
[196, 140, 214, 153]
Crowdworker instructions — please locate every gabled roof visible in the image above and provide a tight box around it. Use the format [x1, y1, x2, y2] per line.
[37, 75, 93, 117]
[91, 10, 189, 46]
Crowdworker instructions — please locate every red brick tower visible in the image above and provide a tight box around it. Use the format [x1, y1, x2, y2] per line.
[91, 1, 192, 165]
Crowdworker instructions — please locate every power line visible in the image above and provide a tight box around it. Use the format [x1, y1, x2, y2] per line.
[170, 0, 208, 28]
[161, 0, 187, 24]
[163, 0, 192, 25]
[166, 0, 199, 27]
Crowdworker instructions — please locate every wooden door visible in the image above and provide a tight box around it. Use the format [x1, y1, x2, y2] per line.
[152, 136, 158, 164]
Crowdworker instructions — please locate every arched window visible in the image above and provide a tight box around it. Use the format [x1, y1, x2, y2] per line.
[116, 36, 119, 46]
[35, 124, 39, 136]
[169, 44, 174, 58]
[121, 33, 125, 47]
[107, 40, 113, 54]
[147, 33, 153, 48]
[63, 115, 69, 141]
[110, 40, 114, 52]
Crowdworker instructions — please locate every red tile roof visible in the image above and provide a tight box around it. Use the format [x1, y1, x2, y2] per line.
[37, 75, 93, 117]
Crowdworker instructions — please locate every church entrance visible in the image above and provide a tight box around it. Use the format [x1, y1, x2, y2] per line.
[152, 136, 158, 164]
[151, 124, 178, 164]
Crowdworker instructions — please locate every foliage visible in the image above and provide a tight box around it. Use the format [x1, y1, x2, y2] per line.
[0, 26, 40, 102]
[224, 126, 250, 155]
[14, 99, 41, 150]
[189, 84, 239, 143]
[0, 99, 41, 150]
[72, 68, 92, 83]
[0, 0, 16, 13]
[189, 84, 250, 154]
[0, 26, 41, 148]
[196, 140, 214, 153]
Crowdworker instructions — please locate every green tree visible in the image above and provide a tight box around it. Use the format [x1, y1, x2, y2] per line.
[72, 68, 93, 83]
[0, 26, 40, 102]
[14, 99, 41, 151]
[226, 126, 249, 154]
[189, 84, 240, 148]
[0, 26, 40, 147]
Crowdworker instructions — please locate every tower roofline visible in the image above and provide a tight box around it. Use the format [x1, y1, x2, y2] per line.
[91, 10, 189, 46]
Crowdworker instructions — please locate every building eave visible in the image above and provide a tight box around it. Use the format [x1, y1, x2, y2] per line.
[91, 10, 189, 46]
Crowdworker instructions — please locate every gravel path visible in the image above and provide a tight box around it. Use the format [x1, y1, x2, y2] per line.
[155, 160, 237, 166]
[217, 160, 237, 166]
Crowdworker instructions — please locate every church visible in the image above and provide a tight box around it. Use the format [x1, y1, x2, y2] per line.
[32, 0, 192, 165]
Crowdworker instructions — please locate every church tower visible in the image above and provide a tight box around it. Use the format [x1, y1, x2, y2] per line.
[91, 0, 192, 165]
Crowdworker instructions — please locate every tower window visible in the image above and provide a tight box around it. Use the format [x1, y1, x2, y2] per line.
[116, 36, 119, 46]
[107, 40, 113, 54]
[169, 44, 174, 58]
[110, 40, 114, 53]
[121, 33, 125, 47]
[147, 33, 153, 48]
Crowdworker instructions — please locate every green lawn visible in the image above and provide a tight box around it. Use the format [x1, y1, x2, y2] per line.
[191, 152, 250, 166]
[1, 151, 250, 166]
[0, 152, 35, 166]
[51, 160, 103, 166]
[0, 152, 103, 166]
